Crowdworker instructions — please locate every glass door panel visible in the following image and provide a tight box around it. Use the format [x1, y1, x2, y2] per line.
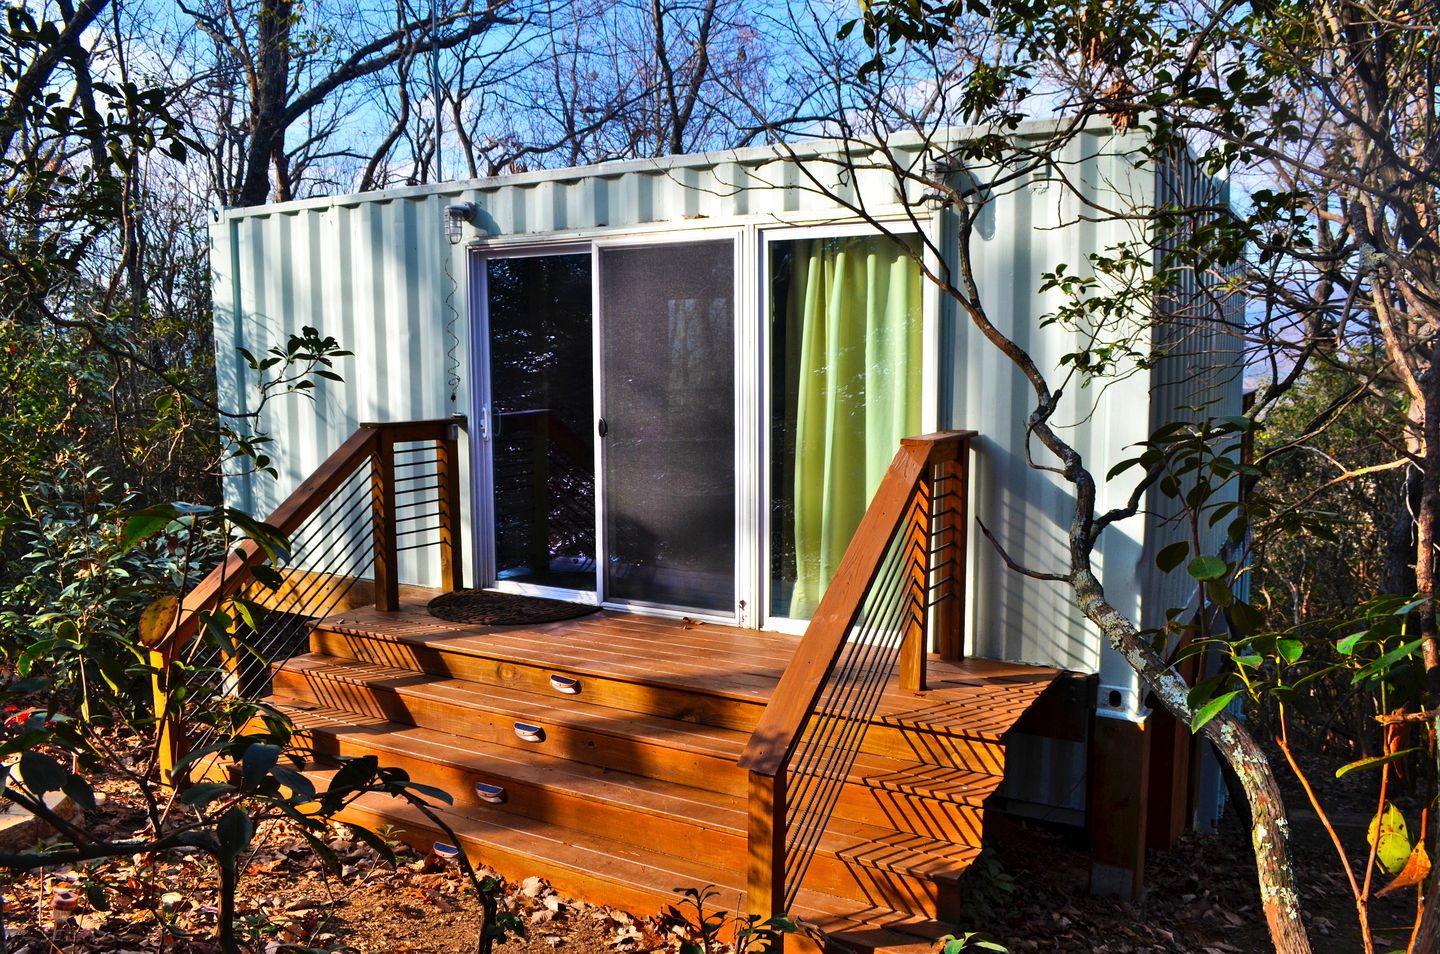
[769, 233, 923, 620]
[485, 253, 596, 591]
[599, 241, 736, 613]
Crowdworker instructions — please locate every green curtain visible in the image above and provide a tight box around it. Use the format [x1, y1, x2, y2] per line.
[788, 235, 923, 619]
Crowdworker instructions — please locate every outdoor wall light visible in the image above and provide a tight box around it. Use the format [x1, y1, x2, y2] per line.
[444, 201, 476, 244]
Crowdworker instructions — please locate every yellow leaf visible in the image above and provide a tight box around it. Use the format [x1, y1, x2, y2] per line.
[1367, 802, 1413, 876]
[138, 595, 179, 647]
[1377, 842, 1431, 897]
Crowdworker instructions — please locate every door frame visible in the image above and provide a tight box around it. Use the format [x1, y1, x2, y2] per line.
[467, 242, 600, 605]
[466, 216, 939, 631]
[755, 219, 941, 634]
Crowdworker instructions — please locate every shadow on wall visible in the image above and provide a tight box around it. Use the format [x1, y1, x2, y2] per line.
[967, 436, 1143, 673]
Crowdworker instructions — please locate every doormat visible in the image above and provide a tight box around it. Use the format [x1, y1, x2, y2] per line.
[426, 589, 600, 626]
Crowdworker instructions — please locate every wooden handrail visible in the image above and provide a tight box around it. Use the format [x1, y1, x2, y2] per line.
[738, 442, 928, 776]
[739, 429, 974, 924]
[157, 417, 464, 660]
[738, 430, 974, 777]
[152, 416, 465, 781]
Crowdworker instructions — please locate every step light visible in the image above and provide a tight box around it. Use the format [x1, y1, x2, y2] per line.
[513, 722, 545, 743]
[475, 782, 507, 804]
[550, 674, 580, 694]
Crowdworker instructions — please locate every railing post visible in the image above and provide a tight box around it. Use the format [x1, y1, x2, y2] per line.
[746, 767, 787, 936]
[436, 422, 465, 593]
[372, 428, 399, 612]
[935, 436, 971, 661]
[150, 647, 184, 787]
[899, 462, 932, 693]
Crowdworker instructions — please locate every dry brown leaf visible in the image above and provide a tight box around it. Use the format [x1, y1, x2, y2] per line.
[1377, 841, 1432, 897]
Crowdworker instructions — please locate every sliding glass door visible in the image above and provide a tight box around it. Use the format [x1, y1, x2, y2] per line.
[598, 240, 737, 614]
[476, 227, 925, 626]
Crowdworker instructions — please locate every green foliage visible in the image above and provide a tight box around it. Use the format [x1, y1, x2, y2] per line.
[664, 885, 799, 954]
[0, 466, 193, 714]
[941, 933, 1009, 953]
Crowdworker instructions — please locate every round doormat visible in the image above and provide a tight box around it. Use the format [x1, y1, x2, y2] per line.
[426, 589, 600, 626]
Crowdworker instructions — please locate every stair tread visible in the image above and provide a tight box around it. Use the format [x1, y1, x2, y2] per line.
[309, 767, 960, 947]
[317, 609, 1056, 741]
[282, 700, 986, 879]
[284, 653, 749, 757]
[280, 656, 1009, 799]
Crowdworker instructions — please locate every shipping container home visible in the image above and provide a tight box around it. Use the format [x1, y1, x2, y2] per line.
[186, 118, 1239, 947]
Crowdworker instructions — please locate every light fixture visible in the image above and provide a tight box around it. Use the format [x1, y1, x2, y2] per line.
[444, 201, 476, 245]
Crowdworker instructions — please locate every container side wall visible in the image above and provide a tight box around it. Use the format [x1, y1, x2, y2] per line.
[955, 127, 1156, 676]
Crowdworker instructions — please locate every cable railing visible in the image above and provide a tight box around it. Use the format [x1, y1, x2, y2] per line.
[738, 430, 974, 919]
[149, 418, 466, 780]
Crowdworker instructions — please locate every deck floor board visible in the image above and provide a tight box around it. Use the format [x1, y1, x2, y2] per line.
[320, 602, 1060, 730]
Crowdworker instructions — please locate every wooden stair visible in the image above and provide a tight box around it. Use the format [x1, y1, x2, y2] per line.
[268, 602, 1059, 953]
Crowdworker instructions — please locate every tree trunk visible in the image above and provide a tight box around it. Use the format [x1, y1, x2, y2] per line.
[217, 857, 241, 954]
[239, 0, 294, 206]
[1071, 569, 1313, 953]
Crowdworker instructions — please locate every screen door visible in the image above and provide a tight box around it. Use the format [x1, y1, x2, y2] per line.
[598, 240, 736, 614]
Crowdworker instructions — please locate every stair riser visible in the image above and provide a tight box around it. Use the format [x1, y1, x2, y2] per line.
[302, 725, 954, 910]
[302, 724, 743, 861]
[311, 629, 1006, 769]
[335, 799, 705, 918]
[273, 668, 744, 791]
[312, 628, 763, 731]
[277, 669, 984, 837]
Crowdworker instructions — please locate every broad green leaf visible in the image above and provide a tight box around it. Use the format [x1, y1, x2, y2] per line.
[1336, 632, 1365, 655]
[1352, 639, 1424, 685]
[241, 743, 280, 789]
[1191, 690, 1240, 732]
[343, 822, 398, 867]
[1187, 555, 1227, 581]
[120, 504, 178, 551]
[17, 751, 67, 794]
[1229, 601, 1264, 635]
[217, 806, 255, 866]
[1155, 541, 1189, 573]
[1336, 748, 1419, 779]
[61, 774, 97, 811]
[179, 781, 235, 807]
[1276, 639, 1303, 665]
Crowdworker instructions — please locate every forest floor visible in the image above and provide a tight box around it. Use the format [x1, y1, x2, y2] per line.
[0, 737, 1407, 954]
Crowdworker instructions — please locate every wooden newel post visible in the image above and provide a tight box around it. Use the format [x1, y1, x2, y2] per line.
[935, 435, 971, 662]
[899, 465, 932, 692]
[437, 422, 465, 593]
[746, 767, 787, 934]
[372, 429, 399, 612]
[150, 646, 185, 787]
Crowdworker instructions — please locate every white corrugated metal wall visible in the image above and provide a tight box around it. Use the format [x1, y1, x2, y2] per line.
[211, 121, 1238, 691]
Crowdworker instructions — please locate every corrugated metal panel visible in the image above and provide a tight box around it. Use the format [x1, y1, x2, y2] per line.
[212, 121, 1232, 675]
[1141, 151, 1246, 630]
[954, 126, 1159, 676]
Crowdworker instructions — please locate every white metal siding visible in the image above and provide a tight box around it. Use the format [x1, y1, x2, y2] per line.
[211, 121, 1227, 674]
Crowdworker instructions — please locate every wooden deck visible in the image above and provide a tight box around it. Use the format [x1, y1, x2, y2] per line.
[272, 599, 1061, 953]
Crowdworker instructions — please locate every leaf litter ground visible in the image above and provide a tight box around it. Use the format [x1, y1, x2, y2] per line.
[0, 743, 1397, 953]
